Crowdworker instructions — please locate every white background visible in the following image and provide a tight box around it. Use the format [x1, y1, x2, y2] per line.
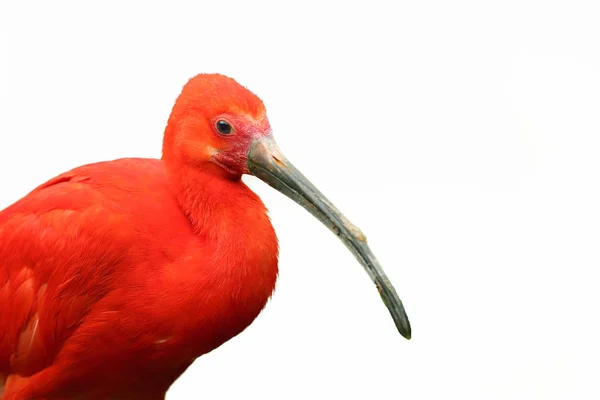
[1, 1, 599, 399]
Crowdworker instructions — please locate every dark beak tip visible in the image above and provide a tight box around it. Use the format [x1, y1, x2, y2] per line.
[402, 326, 412, 340]
[397, 316, 412, 340]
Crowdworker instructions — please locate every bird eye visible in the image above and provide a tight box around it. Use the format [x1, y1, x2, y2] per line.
[216, 120, 232, 135]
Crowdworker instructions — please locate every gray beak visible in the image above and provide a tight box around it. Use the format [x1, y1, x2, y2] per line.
[248, 135, 411, 340]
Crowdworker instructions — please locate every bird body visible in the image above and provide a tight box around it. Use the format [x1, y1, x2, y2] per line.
[1, 157, 277, 398]
[0, 73, 410, 399]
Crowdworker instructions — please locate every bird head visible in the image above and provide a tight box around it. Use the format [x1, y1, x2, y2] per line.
[162, 73, 411, 340]
[163, 73, 272, 178]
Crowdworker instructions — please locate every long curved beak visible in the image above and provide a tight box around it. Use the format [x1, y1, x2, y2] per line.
[248, 135, 411, 340]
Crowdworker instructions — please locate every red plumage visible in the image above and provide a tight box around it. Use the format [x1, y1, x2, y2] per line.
[1, 75, 278, 399]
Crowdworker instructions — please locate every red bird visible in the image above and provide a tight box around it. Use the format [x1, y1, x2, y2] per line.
[0, 74, 410, 399]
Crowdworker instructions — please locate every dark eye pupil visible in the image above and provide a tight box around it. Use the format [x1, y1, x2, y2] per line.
[216, 120, 232, 134]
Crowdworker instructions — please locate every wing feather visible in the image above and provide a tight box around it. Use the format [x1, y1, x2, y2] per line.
[0, 171, 131, 379]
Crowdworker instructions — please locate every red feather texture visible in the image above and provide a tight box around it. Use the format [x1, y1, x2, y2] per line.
[0, 74, 279, 399]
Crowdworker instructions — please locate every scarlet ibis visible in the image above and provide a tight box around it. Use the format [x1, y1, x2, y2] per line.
[0, 73, 411, 399]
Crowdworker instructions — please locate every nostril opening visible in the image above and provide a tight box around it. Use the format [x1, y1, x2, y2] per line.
[272, 155, 284, 167]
